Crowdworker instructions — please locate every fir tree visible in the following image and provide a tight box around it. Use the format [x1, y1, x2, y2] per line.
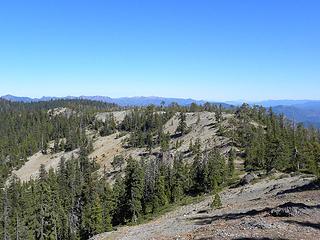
[176, 112, 187, 136]
[227, 149, 236, 179]
[152, 175, 168, 213]
[211, 193, 222, 209]
[170, 162, 184, 202]
[123, 157, 144, 223]
[82, 193, 104, 238]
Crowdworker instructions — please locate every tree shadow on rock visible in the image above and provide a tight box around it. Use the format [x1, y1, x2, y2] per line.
[170, 132, 182, 139]
[284, 220, 320, 230]
[189, 202, 320, 226]
[277, 179, 320, 196]
[189, 207, 272, 225]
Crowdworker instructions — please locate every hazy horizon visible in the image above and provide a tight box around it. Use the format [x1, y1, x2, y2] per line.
[2, 93, 320, 103]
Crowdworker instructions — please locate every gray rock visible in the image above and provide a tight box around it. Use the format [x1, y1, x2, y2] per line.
[239, 173, 258, 186]
[270, 202, 309, 217]
[241, 219, 273, 230]
[268, 168, 279, 175]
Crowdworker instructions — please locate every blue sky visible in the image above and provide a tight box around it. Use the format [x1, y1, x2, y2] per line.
[0, 0, 319, 101]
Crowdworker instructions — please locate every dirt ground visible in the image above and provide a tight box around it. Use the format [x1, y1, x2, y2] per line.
[10, 148, 79, 182]
[92, 173, 320, 240]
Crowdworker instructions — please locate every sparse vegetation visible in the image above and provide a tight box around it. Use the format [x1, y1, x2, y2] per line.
[211, 193, 222, 209]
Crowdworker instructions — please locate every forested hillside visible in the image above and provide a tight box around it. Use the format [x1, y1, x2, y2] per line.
[0, 99, 118, 185]
[0, 100, 319, 240]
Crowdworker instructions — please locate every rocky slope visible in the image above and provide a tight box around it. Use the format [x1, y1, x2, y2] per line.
[10, 111, 233, 183]
[92, 173, 320, 240]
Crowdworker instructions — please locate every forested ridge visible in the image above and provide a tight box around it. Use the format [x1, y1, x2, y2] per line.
[0, 99, 118, 186]
[0, 100, 319, 240]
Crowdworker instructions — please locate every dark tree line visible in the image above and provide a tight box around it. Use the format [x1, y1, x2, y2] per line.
[233, 103, 320, 175]
[0, 140, 232, 240]
[119, 106, 173, 150]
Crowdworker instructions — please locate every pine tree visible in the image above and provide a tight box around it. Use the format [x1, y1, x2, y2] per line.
[37, 166, 60, 240]
[152, 175, 168, 213]
[215, 104, 223, 123]
[2, 189, 10, 240]
[191, 139, 205, 193]
[24, 181, 39, 240]
[7, 175, 23, 240]
[112, 176, 126, 226]
[211, 193, 222, 209]
[176, 112, 187, 136]
[99, 181, 113, 232]
[245, 127, 266, 171]
[227, 149, 236, 179]
[82, 193, 104, 238]
[53, 138, 60, 153]
[170, 160, 185, 203]
[123, 157, 144, 223]
[207, 150, 226, 191]
[146, 131, 153, 153]
[160, 132, 170, 153]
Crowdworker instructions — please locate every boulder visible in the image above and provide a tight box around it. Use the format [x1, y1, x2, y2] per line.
[239, 173, 258, 186]
[270, 202, 310, 217]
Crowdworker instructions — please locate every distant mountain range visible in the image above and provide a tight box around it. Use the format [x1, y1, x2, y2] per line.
[2, 95, 320, 128]
[226, 99, 313, 107]
[0, 94, 228, 107]
[272, 102, 320, 128]
[227, 100, 320, 128]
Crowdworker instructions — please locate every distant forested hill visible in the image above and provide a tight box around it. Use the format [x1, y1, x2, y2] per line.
[227, 100, 320, 128]
[3, 95, 320, 127]
[1, 94, 232, 108]
[272, 101, 320, 128]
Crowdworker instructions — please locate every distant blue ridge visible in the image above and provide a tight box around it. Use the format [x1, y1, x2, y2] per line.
[2, 95, 320, 128]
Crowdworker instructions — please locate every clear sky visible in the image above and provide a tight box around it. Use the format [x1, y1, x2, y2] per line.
[0, 0, 319, 101]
